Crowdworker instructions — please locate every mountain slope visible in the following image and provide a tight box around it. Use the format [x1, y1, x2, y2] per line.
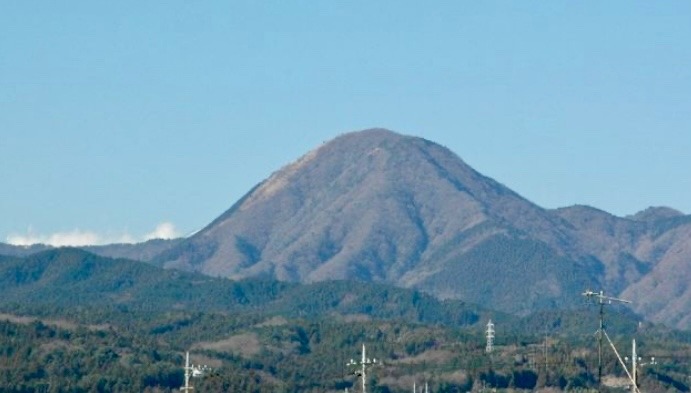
[5, 129, 690, 328]
[619, 215, 691, 328]
[151, 128, 691, 328]
[156, 130, 600, 315]
[554, 206, 691, 328]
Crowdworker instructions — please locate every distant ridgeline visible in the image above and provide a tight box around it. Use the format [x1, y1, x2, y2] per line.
[2, 130, 691, 332]
[149, 130, 690, 330]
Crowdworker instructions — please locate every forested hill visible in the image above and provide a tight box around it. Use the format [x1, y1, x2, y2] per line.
[2, 248, 689, 392]
[0, 248, 487, 327]
[0, 238, 182, 262]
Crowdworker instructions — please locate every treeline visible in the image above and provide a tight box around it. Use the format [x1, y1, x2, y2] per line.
[0, 249, 490, 328]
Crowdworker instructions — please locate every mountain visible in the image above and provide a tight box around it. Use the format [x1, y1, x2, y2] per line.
[156, 130, 593, 315]
[153, 129, 691, 329]
[552, 205, 691, 329]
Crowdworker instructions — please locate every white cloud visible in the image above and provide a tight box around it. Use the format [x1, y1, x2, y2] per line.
[47, 230, 103, 246]
[7, 229, 102, 247]
[144, 222, 180, 240]
[5, 234, 43, 247]
[5, 222, 182, 247]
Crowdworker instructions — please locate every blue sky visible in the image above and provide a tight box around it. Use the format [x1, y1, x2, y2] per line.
[2, 2, 690, 245]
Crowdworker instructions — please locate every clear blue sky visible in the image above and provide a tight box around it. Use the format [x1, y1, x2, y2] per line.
[2, 2, 690, 245]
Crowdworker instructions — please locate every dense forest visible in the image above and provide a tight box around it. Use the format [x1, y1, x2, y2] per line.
[1, 305, 689, 393]
[0, 249, 689, 392]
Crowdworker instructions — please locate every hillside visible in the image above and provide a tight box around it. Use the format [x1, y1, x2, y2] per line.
[553, 206, 691, 328]
[0, 247, 685, 393]
[0, 248, 490, 327]
[2, 249, 687, 393]
[156, 130, 596, 316]
[154, 129, 691, 329]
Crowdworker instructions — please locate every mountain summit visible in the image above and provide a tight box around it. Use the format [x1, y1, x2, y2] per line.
[157, 129, 691, 327]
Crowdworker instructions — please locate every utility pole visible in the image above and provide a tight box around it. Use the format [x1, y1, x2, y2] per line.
[181, 352, 193, 392]
[625, 339, 658, 393]
[582, 290, 632, 385]
[412, 380, 428, 393]
[632, 339, 637, 393]
[347, 344, 377, 393]
[543, 334, 548, 373]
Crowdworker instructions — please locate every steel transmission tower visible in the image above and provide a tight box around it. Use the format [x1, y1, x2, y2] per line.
[486, 319, 495, 353]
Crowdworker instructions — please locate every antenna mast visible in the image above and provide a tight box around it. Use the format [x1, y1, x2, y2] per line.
[582, 290, 631, 385]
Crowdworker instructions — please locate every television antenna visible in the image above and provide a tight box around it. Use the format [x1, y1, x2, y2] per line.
[347, 344, 377, 393]
[582, 289, 632, 385]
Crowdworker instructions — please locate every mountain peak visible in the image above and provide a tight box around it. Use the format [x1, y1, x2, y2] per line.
[158, 128, 571, 310]
[238, 129, 415, 210]
[241, 128, 472, 211]
[151, 129, 691, 328]
[333, 127, 401, 141]
[627, 206, 684, 222]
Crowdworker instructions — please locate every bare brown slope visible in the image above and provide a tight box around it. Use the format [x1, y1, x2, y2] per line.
[624, 215, 691, 329]
[160, 130, 572, 284]
[553, 206, 691, 329]
[156, 129, 691, 327]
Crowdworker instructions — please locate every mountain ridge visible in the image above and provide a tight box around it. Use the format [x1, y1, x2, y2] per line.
[3, 129, 688, 329]
[151, 128, 691, 328]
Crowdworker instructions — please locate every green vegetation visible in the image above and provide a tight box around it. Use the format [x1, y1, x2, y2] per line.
[0, 249, 689, 392]
[1, 308, 688, 393]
